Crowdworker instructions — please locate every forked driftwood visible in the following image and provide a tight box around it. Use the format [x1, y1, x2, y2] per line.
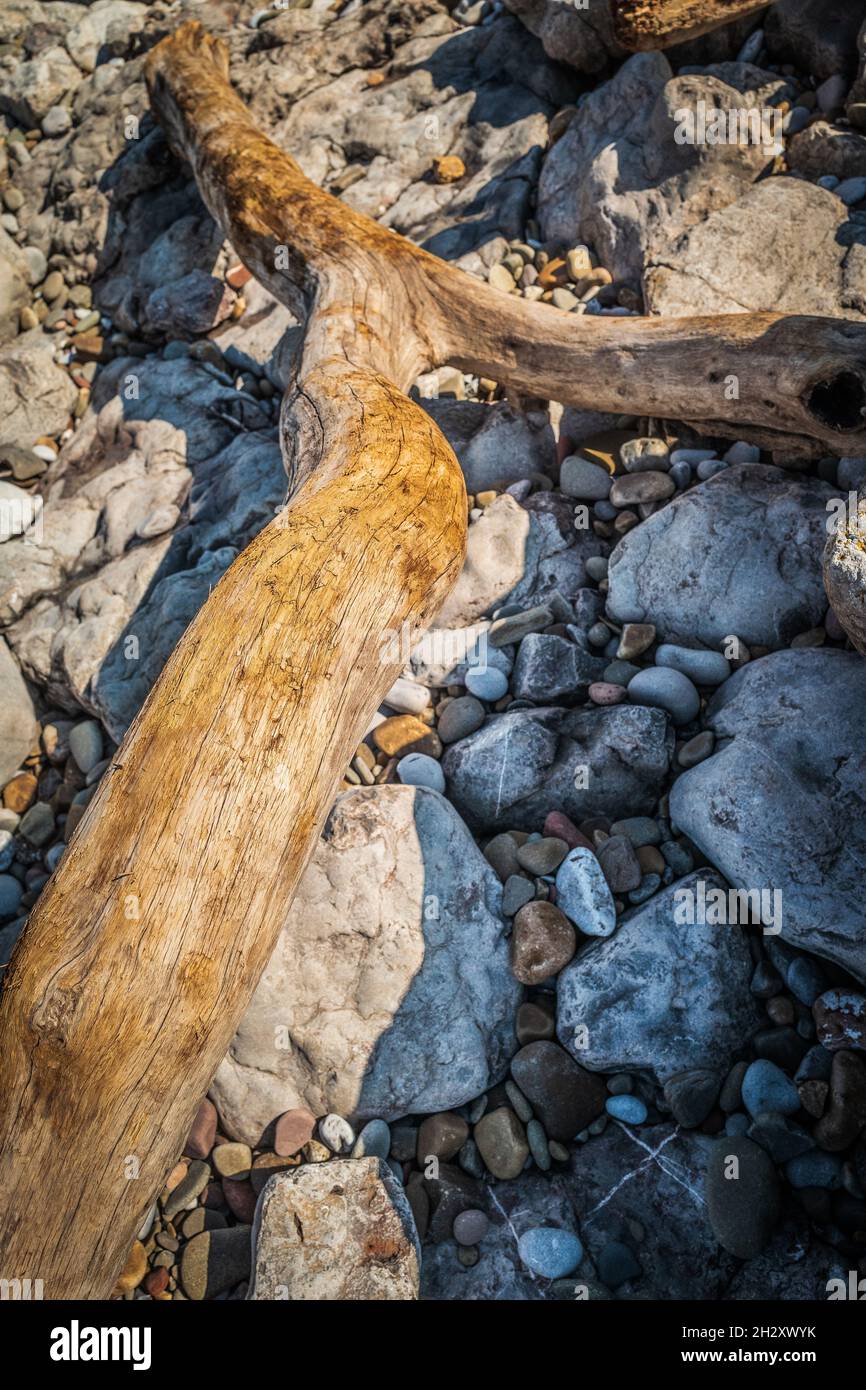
[0, 19, 865, 1299]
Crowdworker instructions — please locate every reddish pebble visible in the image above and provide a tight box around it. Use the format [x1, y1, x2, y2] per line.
[543, 810, 594, 854]
[555, 434, 573, 468]
[201, 1182, 228, 1210]
[222, 1177, 258, 1223]
[588, 682, 626, 706]
[274, 1107, 317, 1157]
[143, 1267, 170, 1296]
[226, 263, 252, 289]
[184, 1097, 218, 1159]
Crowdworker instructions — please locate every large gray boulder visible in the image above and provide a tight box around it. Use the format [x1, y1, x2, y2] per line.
[249, 1159, 420, 1301]
[538, 54, 794, 284]
[824, 488, 866, 655]
[211, 786, 522, 1142]
[441, 704, 673, 832]
[606, 465, 836, 650]
[557, 872, 761, 1082]
[669, 649, 866, 983]
[645, 179, 866, 319]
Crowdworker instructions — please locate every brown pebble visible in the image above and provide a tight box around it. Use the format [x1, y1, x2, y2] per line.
[112, 1240, 147, 1295]
[432, 155, 465, 184]
[516, 998, 556, 1046]
[143, 1267, 170, 1296]
[3, 770, 37, 813]
[511, 900, 576, 985]
[373, 714, 441, 759]
[184, 1097, 218, 1159]
[274, 1107, 316, 1157]
[416, 1111, 469, 1164]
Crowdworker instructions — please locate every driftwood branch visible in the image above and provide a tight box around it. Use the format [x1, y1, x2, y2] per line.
[0, 17, 863, 1298]
[611, 0, 771, 51]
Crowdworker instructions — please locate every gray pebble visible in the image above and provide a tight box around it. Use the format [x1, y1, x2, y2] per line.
[656, 643, 730, 686]
[627, 667, 700, 725]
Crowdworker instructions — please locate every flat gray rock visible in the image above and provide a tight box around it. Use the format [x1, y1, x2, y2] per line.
[669, 649, 866, 983]
[606, 465, 836, 650]
[645, 179, 866, 319]
[441, 704, 673, 832]
[0, 634, 36, 789]
[212, 785, 521, 1142]
[556, 871, 761, 1082]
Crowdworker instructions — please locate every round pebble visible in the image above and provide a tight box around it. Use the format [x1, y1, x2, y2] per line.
[318, 1113, 355, 1153]
[560, 456, 612, 501]
[518, 1227, 583, 1280]
[741, 1059, 800, 1118]
[588, 681, 626, 705]
[396, 753, 445, 792]
[437, 695, 485, 743]
[453, 1209, 489, 1246]
[68, 719, 104, 774]
[605, 1094, 647, 1124]
[627, 667, 700, 725]
[465, 666, 508, 701]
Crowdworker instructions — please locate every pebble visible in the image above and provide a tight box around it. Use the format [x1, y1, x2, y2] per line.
[465, 666, 508, 701]
[212, 1142, 252, 1180]
[350, 1118, 391, 1160]
[723, 441, 760, 465]
[417, 1111, 469, 1162]
[655, 643, 730, 686]
[720, 1064, 747, 1112]
[678, 730, 715, 768]
[696, 458, 728, 481]
[374, 714, 440, 759]
[68, 720, 103, 774]
[113, 1241, 147, 1295]
[616, 622, 655, 660]
[628, 873, 660, 903]
[437, 695, 485, 743]
[42, 105, 73, 136]
[163, 1160, 211, 1219]
[610, 471, 674, 507]
[559, 455, 612, 501]
[318, 1113, 355, 1153]
[596, 834, 641, 893]
[502, 874, 535, 916]
[603, 659, 640, 686]
[670, 460, 691, 489]
[488, 603, 553, 647]
[816, 73, 848, 115]
[627, 667, 700, 725]
[813, 989, 866, 1050]
[184, 1098, 218, 1159]
[741, 1059, 800, 1118]
[396, 753, 445, 792]
[620, 437, 670, 473]
[785, 1151, 842, 1189]
[543, 811, 593, 851]
[706, 1136, 781, 1258]
[474, 1106, 528, 1179]
[489, 264, 517, 294]
[180, 1226, 251, 1300]
[588, 681, 626, 705]
[526, 1118, 551, 1170]
[670, 448, 715, 465]
[664, 1068, 720, 1127]
[516, 999, 556, 1046]
[608, 816, 660, 847]
[836, 177, 866, 206]
[518, 1228, 583, 1280]
[504, 1079, 533, 1123]
[19, 801, 55, 847]
[511, 900, 576, 984]
[510, 1041, 607, 1141]
[605, 1095, 647, 1124]
[585, 554, 608, 582]
[453, 1209, 489, 1246]
[516, 836, 568, 875]
[554, 846, 616, 936]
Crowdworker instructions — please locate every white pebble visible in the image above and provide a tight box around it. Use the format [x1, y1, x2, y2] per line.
[318, 1113, 355, 1153]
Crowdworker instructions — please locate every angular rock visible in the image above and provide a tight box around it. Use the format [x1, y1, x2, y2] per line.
[442, 704, 673, 832]
[0, 636, 36, 789]
[670, 649, 866, 982]
[557, 872, 761, 1082]
[248, 1159, 420, 1300]
[212, 786, 521, 1140]
[0, 329, 78, 449]
[538, 54, 794, 284]
[606, 465, 835, 650]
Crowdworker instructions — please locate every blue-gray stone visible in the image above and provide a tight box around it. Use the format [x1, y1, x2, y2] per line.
[785, 1152, 843, 1190]
[0, 873, 23, 917]
[628, 873, 660, 903]
[627, 666, 700, 725]
[787, 956, 828, 1007]
[609, 815, 660, 847]
[741, 1060, 800, 1118]
[518, 1227, 583, 1279]
[794, 1046, 833, 1084]
[655, 643, 730, 686]
[397, 753, 445, 793]
[465, 666, 509, 701]
[555, 846, 616, 937]
[747, 1113, 814, 1164]
[605, 1094, 647, 1123]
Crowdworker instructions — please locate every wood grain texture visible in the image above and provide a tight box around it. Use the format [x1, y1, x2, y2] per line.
[612, 0, 772, 50]
[0, 15, 862, 1298]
